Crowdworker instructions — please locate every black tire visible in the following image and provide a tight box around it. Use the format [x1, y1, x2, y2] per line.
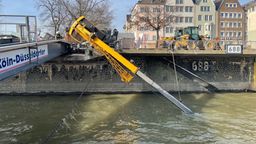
[187, 41, 196, 50]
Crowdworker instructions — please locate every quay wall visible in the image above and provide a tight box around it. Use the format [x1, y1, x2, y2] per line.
[0, 56, 255, 94]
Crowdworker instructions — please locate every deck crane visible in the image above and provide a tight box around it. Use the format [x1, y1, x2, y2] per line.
[69, 16, 194, 114]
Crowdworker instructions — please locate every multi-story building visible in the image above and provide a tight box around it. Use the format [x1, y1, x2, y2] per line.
[164, 0, 194, 38]
[215, 0, 245, 46]
[193, 0, 216, 39]
[124, 14, 132, 33]
[242, 1, 256, 42]
[129, 0, 165, 41]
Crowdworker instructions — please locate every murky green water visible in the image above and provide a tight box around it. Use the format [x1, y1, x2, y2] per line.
[0, 93, 256, 144]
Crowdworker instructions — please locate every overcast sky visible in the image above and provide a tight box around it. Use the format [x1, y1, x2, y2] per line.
[1, 0, 253, 33]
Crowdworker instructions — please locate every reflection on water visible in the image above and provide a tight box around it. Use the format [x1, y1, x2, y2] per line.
[0, 93, 256, 143]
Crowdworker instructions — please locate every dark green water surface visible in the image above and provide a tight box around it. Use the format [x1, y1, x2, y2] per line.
[0, 93, 256, 144]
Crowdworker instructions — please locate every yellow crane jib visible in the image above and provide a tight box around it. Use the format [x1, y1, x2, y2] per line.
[69, 16, 194, 114]
[69, 16, 137, 83]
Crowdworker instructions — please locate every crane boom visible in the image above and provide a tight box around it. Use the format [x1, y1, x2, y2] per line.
[69, 16, 194, 114]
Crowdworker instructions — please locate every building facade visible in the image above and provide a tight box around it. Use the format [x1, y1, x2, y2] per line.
[194, 0, 216, 39]
[164, 0, 195, 38]
[129, 0, 165, 41]
[215, 0, 245, 46]
[243, 1, 256, 42]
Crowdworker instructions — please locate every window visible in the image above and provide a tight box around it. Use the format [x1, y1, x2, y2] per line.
[166, 17, 169, 22]
[234, 3, 237, 7]
[170, 17, 173, 22]
[221, 31, 225, 37]
[234, 22, 237, 28]
[153, 18, 157, 22]
[229, 32, 233, 37]
[140, 26, 144, 31]
[140, 7, 145, 12]
[166, 6, 170, 12]
[185, 17, 189, 23]
[229, 22, 233, 28]
[198, 15, 202, 21]
[230, 3, 233, 7]
[234, 32, 237, 37]
[229, 13, 233, 18]
[201, 6, 210, 11]
[203, 0, 207, 3]
[189, 17, 193, 23]
[153, 8, 160, 13]
[226, 3, 229, 7]
[166, 27, 170, 33]
[176, 7, 179, 12]
[170, 6, 174, 12]
[205, 25, 208, 31]
[205, 15, 208, 21]
[149, 0, 153, 3]
[238, 31, 242, 36]
[253, 7, 255, 11]
[185, 7, 189, 12]
[180, 17, 183, 22]
[221, 41, 224, 45]
[180, 7, 183, 12]
[170, 28, 174, 33]
[238, 22, 242, 28]
[198, 25, 202, 31]
[221, 12, 224, 18]
[189, 7, 193, 12]
[226, 32, 229, 37]
[234, 13, 237, 18]
[153, 36, 157, 41]
[176, 0, 183, 4]
[221, 22, 224, 28]
[238, 13, 242, 18]
[209, 15, 212, 21]
[245, 23, 247, 26]
[146, 34, 149, 40]
[225, 12, 229, 18]
[245, 31, 247, 35]
[209, 25, 211, 31]
[226, 22, 229, 27]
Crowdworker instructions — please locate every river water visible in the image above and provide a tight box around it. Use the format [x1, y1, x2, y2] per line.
[0, 93, 256, 144]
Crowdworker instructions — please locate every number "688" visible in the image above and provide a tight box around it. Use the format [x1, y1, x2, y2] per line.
[192, 61, 209, 72]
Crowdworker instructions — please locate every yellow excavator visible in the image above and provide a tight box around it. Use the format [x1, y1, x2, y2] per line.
[69, 16, 194, 114]
[161, 26, 221, 50]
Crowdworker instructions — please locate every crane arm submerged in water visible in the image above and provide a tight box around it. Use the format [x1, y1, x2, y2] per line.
[69, 16, 194, 114]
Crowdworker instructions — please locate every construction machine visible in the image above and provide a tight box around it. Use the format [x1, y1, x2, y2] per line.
[161, 26, 221, 50]
[69, 16, 194, 114]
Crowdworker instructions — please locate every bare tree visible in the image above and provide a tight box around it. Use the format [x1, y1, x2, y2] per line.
[35, 0, 65, 35]
[129, 5, 178, 42]
[60, 0, 114, 29]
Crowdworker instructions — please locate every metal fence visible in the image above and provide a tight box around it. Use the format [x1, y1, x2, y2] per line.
[116, 39, 256, 51]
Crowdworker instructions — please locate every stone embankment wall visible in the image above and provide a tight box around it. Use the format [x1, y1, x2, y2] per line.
[0, 56, 254, 94]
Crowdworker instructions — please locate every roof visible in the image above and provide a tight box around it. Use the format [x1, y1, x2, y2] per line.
[137, 0, 165, 4]
[214, 0, 223, 10]
[242, 0, 256, 10]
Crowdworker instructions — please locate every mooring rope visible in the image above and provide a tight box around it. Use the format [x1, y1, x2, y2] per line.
[171, 52, 182, 102]
[42, 57, 101, 144]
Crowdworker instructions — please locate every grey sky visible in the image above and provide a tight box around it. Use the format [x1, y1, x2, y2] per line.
[1, 0, 252, 33]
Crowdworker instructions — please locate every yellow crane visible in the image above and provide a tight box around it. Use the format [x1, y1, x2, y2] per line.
[69, 16, 194, 114]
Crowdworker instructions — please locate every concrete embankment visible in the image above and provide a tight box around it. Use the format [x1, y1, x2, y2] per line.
[0, 56, 255, 95]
